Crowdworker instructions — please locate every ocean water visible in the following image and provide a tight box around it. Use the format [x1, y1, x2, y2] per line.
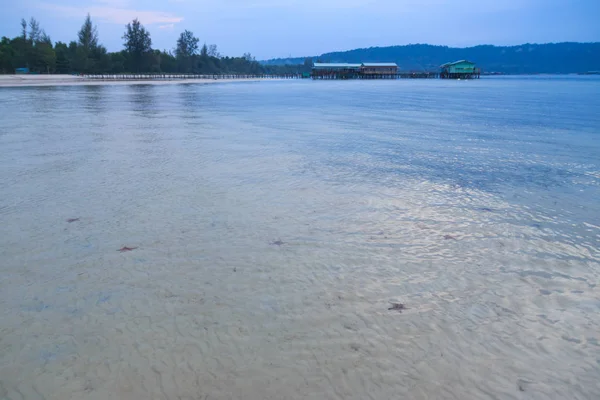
[0, 76, 599, 400]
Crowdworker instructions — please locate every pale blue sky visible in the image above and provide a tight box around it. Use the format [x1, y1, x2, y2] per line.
[1, 0, 599, 59]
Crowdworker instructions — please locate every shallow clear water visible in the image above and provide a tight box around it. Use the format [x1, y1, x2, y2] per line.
[1, 76, 599, 400]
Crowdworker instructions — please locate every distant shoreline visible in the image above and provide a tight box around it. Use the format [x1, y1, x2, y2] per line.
[0, 75, 268, 88]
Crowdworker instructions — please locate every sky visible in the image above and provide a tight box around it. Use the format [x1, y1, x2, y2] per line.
[1, 0, 599, 59]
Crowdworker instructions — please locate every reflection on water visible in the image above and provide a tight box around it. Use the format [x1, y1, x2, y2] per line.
[1, 77, 599, 400]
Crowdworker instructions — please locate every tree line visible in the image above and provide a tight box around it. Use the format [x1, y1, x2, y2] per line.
[0, 15, 307, 75]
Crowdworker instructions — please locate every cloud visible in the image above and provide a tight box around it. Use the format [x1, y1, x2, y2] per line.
[94, 0, 131, 6]
[194, 0, 535, 12]
[158, 23, 175, 30]
[217, 0, 372, 9]
[39, 1, 183, 25]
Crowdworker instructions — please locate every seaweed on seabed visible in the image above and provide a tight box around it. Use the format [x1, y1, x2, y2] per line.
[118, 246, 138, 252]
[270, 239, 286, 246]
[388, 303, 406, 312]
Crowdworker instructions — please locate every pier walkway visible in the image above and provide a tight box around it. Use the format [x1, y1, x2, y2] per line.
[82, 74, 304, 80]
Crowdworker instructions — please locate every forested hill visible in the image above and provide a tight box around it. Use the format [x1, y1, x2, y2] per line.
[263, 43, 600, 74]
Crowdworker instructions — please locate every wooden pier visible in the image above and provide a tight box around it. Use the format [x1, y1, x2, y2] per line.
[310, 70, 483, 80]
[311, 72, 441, 80]
[82, 70, 479, 82]
[440, 70, 481, 79]
[82, 73, 304, 80]
[311, 60, 481, 80]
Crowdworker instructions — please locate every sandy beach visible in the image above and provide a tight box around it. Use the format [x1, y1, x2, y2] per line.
[0, 74, 267, 87]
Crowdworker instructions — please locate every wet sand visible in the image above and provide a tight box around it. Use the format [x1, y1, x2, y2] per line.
[0, 74, 266, 88]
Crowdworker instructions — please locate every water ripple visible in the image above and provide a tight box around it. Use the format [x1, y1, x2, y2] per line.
[1, 77, 599, 399]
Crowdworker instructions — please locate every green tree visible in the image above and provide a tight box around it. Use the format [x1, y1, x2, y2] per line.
[122, 18, 152, 72]
[28, 18, 41, 44]
[36, 30, 55, 73]
[90, 45, 111, 73]
[54, 42, 70, 73]
[67, 40, 78, 66]
[68, 41, 88, 72]
[40, 31, 52, 45]
[78, 14, 98, 52]
[159, 50, 177, 72]
[110, 51, 126, 73]
[73, 14, 102, 73]
[208, 44, 220, 58]
[175, 30, 199, 73]
[34, 40, 56, 73]
[10, 37, 29, 69]
[148, 49, 162, 72]
[175, 30, 199, 58]
[14, 18, 57, 73]
[0, 36, 15, 73]
[200, 43, 208, 58]
[20, 19, 27, 40]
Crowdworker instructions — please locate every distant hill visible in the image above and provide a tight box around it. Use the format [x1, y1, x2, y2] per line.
[262, 43, 600, 74]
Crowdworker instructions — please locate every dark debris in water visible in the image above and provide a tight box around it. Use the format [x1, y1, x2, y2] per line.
[66, 218, 80, 223]
[444, 235, 457, 240]
[388, 303, 406, 312]
[517, 379, 532, 392]
[270, 239, 286, 246]
[118, 246, 138, 252]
